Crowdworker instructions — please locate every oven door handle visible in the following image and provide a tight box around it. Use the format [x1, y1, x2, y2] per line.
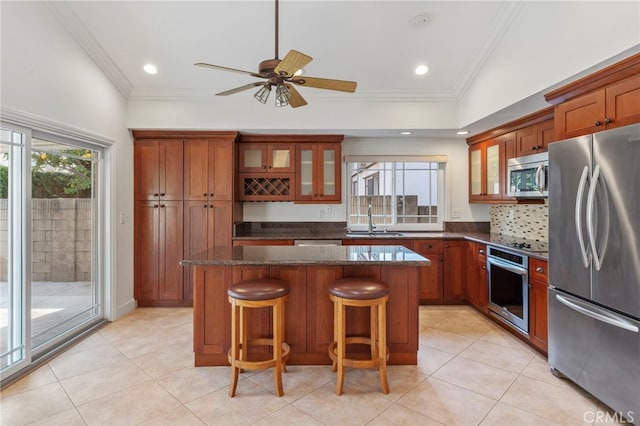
[487, 257, 527, 276]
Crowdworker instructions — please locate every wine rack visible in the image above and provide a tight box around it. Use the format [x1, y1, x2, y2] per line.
[239, 173, 294, 201]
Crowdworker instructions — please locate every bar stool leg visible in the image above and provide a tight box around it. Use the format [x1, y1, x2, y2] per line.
[370, 304, 379, 362]
[273, 298, 284, 397]
[378, 301, 389, 394]
[229, 301, 240, 397]
[331, 296, 339, 372]
[336, 298, 346, 395]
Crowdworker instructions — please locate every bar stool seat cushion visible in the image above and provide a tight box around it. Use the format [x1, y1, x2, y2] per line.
[228, 279, 290, 301]
[328, 277, 389, 300]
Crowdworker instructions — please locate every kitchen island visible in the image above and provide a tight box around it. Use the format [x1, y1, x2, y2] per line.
[181, 245, 430, 366]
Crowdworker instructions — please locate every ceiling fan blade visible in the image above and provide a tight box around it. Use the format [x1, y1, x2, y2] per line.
[285, 84, 307, 108]
[216, 82, 265, 96]
[194, 62, 264, 78]
[274, 50, 313, 76]
[291, 76, 357, 93]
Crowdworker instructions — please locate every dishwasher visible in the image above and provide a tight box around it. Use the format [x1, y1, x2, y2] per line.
[294, 240, 342, 246]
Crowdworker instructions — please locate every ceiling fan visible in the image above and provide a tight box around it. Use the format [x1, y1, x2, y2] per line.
[194, 0, 357, 108]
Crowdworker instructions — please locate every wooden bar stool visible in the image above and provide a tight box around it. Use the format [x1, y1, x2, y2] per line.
[328, 277, 390, 395]
[227, 278, 290, 397]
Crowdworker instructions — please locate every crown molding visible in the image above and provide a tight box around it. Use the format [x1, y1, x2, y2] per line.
[452, 1, 525, 99]
[127, 88, 459, 104]
[47, 2, 133, 98]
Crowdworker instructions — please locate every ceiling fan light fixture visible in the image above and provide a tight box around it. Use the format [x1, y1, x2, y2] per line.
[275, 84, 292, 107]
[254, 85, 271, 103]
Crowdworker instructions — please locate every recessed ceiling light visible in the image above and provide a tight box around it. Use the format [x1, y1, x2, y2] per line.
[400, 131, 413, 135]
[456, 130, 470, 135]
[143, 64, 158, 74]
[415, 64, 429, 75]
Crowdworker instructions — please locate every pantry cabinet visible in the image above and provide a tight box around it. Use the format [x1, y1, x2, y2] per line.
[184, 139, 233, 201]
[296, 143, 341, 202]
[134, 200, 185, 305]
[134, 140, 183, 201]
[133, 130, 238, 306]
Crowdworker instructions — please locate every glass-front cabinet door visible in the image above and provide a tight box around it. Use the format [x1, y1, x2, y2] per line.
[296, 144, 341, 202]
[468, 139, 502, 202]
[239, 143, 295, 173]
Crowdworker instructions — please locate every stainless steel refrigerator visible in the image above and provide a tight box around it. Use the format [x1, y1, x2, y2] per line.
[549, 123, 639, 421]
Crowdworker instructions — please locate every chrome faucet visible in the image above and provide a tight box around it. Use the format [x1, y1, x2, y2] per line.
[367, 204, 376, 233]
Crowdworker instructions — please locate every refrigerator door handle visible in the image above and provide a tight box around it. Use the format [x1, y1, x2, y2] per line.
[586, 164, 603, 271]
[575, 166, 591, 268]
[555, 294, 639, 333]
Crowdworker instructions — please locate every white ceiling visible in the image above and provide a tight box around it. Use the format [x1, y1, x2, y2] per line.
[46, 1, 640, 137]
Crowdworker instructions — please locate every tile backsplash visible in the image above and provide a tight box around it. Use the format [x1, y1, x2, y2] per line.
[490, 201, 548, 242]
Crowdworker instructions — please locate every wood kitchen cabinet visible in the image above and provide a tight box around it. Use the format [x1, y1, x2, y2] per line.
[469, 138, 503, 202]
[553, 74, 640, 139]
[545, 54, 640, 140]
[413, 240, 444, 301]
[134, 139, 183, 201]
[529, 257, 549, 353]
[239, 143, 295, 173]
[134, 200, 185, 306]
[467, 242, 488, 314]
[296, 143, 341, 203]
[515, 119, 554, 156]
[183, 201, 232, 300]
[184, 139, 234, 201]
[133, 130, 238, 307]
[443, 240, 467, 300]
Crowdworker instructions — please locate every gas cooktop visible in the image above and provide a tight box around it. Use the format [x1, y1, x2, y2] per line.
[487, 234, 548, 253]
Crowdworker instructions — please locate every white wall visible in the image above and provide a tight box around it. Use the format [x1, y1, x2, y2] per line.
[0, 2, 134, 319]
[459, 1, 640, 127]
[242, 137, 490, 224]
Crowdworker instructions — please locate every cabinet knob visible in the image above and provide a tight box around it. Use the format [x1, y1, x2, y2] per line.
[153, 193, 159, 197]
[209, 193, 215, 197]
[203, 205, 208, 208]
[160, 204, 165, 208]
[482, 266, 487, 270]
[427, 244, 433, 249]
[203, 193, 208, 197]
[160, 193, 165, 197]
[536, 266, 544, 273]
[478, 249, 485, 254]
[532, 146, 537, 151]
[153, 204, 159, 208]
[445, 244, 449, 248]
[604, 118, 612, 124]
[595, 120, 602, 126]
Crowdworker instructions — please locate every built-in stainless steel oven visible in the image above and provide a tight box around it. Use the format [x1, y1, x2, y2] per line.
[487, 245, 529, 334]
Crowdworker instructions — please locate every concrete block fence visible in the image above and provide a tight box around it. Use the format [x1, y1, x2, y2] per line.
[0, 198, 94, 282]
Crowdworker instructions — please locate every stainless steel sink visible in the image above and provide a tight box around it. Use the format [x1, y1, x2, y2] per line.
[345, 231, 405, 237]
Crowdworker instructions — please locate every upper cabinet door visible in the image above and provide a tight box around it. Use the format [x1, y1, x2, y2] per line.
[468, 139, 503, 203]
[184, 140, 233, 201]
[135, 140, 183, 201]
[239, 143, 295, 173]
[295, 143, 341, 202]
[605, 73, 640, 129]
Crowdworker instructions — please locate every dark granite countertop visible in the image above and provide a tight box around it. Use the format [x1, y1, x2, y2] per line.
[180, 245, 432, 266]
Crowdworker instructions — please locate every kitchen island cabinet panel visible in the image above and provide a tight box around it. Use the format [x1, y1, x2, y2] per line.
[305, 265, 344, 355]
[187, 247, 425, 366]
[413, 240, 444, 301]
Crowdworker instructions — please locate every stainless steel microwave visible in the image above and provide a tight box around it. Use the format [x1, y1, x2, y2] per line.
[507, 152, 548, 197]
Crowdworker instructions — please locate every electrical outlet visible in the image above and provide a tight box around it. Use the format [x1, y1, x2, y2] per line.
[119, 211, 126, 224]
[451, 207, 461, 219]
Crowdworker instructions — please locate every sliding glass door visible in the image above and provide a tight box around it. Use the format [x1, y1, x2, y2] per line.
[30, 138, 102, 351]
[0, 123, 104, 381]
[0, 127, 26, 375]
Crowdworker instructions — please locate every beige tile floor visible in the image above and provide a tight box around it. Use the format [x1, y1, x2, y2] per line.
[0, 305, 622, 425]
